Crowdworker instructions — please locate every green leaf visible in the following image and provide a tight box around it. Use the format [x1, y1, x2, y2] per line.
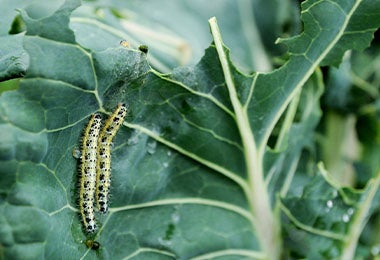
[20, 0, 79, 43]
[1, 0, 380, 259]
[0, 34, 28, 81]
[0, 0, 69, 82]
[70, 0, 297, 72]
[0, 1, 29, 81]
[265, 68, 324, 200]
[281, 164, 380, 258]
[279, 0, 380, 67]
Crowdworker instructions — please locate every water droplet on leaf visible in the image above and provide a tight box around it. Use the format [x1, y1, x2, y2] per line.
[147, 141, 157, 154]
[158, 237, 172, 246]
[371, 244, 380, 255]
[72, 147, 81, 159]
[127, 132, 139, 145]
[171, 212, 180, 223]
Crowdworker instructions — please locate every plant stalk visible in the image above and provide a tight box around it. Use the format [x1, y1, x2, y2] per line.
[209, 17, 281, 260]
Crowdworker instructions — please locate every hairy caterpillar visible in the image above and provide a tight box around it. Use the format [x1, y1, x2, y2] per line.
[96, 104, 127, 213]
[79, 114, 102, 233]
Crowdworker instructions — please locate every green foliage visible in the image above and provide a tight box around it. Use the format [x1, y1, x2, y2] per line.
[1, 0, 380, 259]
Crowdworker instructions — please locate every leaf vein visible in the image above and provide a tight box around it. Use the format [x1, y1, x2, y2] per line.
[110, 198, 253, 222]
[125, 122, 249, 192]
[279, 201, 346, 241]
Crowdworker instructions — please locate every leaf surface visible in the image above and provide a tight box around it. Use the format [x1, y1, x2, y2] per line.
[0, 0, 380, 259]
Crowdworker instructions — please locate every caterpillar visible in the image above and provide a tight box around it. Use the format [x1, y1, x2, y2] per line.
[96, 103, 127, 213]
[79, 113, 102, 233]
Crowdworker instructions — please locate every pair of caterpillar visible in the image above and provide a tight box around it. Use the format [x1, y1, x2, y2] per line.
[79, 104, 127, 233]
